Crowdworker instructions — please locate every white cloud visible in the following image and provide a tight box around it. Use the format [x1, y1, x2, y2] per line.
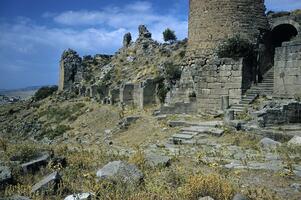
[50, 1, 188, 42]
[0, 0, 188, 87]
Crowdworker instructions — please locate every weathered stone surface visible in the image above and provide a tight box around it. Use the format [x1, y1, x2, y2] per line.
[0, 165, 12, 184]
[21, 153, 50, 173]
[288, 136, 301, 146]
[31, 171, 61, 194]
[96, 161, 143, 185]
[232, 193, 249, 200]
[181, 126, 224, 137]
[138, 25, 152, 39]
[59, 49, 82, 91]
[198, 197, 215, 200]
[259, 138, 281, 150]
[123, 32, 132, 48]
[64, 193, 93, 200]
[168, 120, 223, 128]
[145, 153, 171, 167]
[1, 196, 31, 200]
[188, 0, 268, 56]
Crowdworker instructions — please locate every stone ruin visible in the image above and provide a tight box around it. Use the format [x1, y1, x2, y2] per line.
[58, 0, 301, 126]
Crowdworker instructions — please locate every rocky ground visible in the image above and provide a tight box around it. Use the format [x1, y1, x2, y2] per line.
[0, 95, 300, 200]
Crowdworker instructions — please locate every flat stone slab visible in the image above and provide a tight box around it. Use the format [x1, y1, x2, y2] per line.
[181, 131, 199, 136]
[181, 126, 224, 137]
[31, 171, 61, 194]
[21, 154, 50, 173]
[168, 120, 223, 128]
[64, 193, 93, 200]
[172, 134, 194, 140]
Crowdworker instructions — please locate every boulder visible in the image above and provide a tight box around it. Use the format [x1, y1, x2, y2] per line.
[64, 193, 93, 200]
[288, 136, 301, 146]
[232, 193, 249, 200]
[145, 153, 171, 168]
[96, 161, 143, 185]
[259, 138, 281, 150]
[0, 165, 12, 184]
[31, 171, 61, 194]
[21, 153, 50, 173]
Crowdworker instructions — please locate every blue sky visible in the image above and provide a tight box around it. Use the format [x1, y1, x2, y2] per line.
[0, 0, 300, 89]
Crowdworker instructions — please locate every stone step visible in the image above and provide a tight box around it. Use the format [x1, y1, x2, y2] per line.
[231, 104, 246, 108]
[172, 133, 194, 140]
[181, 126, 224, 137]
[168, 120, 223, 128]
[181, 131, 199, 136]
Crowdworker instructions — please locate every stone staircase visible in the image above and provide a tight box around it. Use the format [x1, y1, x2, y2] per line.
[231, 68, 274, 114]
[168, 121, 224, 145]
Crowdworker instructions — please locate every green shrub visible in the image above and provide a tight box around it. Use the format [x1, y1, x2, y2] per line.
[154, 76, 168, 104]
[34, 86, 58, 101]
[217, 35, 255, 59]
[163, 28, 177, 43]
[164, 62, 182, 83]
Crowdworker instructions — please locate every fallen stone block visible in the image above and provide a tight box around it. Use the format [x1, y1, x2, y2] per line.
[21, 153, 50, 174]
[145, 153, 171, 168]
[168, 120, 223, 128]
[259, 138, 281, 150]
[199, 197, 215, 200]
[181, 126, 224, 137]
[31, 171, 61, 194]
[288, 136, 301, 146]
[232, 193, 249, 200]
[96, 161, 143, 185]
[64, 192, 93, 200]
[0, 165, 12, 185]
[0, 196, 31, 200]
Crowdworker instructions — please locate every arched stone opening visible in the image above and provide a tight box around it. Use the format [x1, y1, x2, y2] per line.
[271, 24, 298, 48]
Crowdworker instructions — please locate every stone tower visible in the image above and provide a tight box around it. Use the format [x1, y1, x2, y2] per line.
[188, 0, 268, 57]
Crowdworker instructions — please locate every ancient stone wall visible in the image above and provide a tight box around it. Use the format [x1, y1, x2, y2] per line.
[59, 49, 82, 91]
[274, 40, 301, 98]
[119, 80, 157, 108]
[195, 58, 253, 113]
[259, 102, 301, 127]
[188, 0, 268, 57]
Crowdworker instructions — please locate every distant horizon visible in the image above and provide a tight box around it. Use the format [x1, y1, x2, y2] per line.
[0, 0, 300, 90]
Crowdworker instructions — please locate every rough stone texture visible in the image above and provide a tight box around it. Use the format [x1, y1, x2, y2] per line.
[195, 58, 253, 113]
[232, 193, 249, 200]
[21, 153, 50, 174]
[273, 40, 301, 98]
[198, 197, 215, 200]
[64, 193, 93, 200]
[59, 49, 82, 91]
[120, 79, 157, 108]
[138, 25, 152, 39]
[123, 32, 132, 48]
[258, 101, 301, 127]
[0, 165, 12, 184]
[188, 0, 268, 57]
[288, 136, 301, 146]
[96, 161, 143, 185]
[159, 100, 198, 115]
[1, 196, 32, 200]
[31, 171, 61, 194]
[145, 153, 171, 168]
[259, 137, 281, 150]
